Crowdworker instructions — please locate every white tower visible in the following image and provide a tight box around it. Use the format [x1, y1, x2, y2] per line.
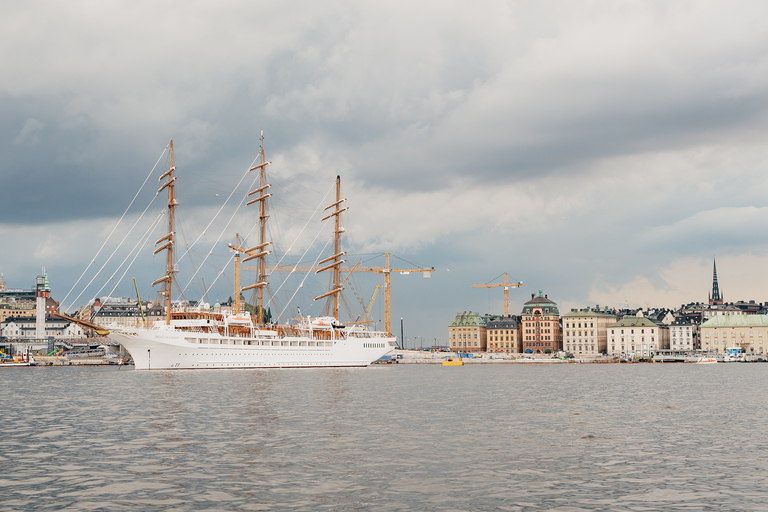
[35, 268, 50, 340]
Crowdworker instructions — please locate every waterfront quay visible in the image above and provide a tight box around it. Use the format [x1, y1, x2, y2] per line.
[32, 355, 126, 367]
[391, 349, 768, 364]
[389, 349, 612, 364]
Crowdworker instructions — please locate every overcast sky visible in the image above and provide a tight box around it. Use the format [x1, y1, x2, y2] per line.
[3, 1, 768, 345]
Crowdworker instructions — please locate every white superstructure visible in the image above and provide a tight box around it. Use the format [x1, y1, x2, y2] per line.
[107, 312, 395, 369]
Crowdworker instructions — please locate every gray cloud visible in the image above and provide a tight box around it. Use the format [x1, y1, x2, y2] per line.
[3, 1, 768, 339]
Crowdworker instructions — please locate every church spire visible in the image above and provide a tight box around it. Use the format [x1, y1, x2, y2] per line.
[709, 258, 723, 305]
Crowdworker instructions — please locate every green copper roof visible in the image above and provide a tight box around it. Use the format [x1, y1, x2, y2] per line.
[607, 316, 659, 328]
[521, 290, 559, 315]
[701, 315, 768, 328]
[562, 309, 616, 318]
[449, 311, 487, 327]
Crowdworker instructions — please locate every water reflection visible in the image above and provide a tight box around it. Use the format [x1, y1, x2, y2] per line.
[1, 364, 767, 510]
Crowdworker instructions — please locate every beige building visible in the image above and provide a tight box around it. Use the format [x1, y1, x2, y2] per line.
[486, 315, 521, 353]
[1, 316, 85, 340]
[448, 311, 487, 352]
[669, 317, 699, 351]
[77, 297, 164, 328]
[0, 301, 36, 323]
[700, 315, 768, 354]
[562, 307, 617, 356]
[607, 316, 668, 358]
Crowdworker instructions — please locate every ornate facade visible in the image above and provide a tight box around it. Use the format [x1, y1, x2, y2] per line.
[520, 291, 561, 354]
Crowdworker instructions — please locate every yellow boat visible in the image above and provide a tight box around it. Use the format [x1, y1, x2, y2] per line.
[442, 357, 464, 366]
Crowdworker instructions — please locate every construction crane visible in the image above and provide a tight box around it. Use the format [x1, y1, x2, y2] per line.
[244, 252, 434, 334]
[227, 233, 254, 316]
[363, 285, 382, 323]
[472, 272, 523, 316]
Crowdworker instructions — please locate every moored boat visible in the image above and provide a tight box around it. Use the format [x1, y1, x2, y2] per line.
[99, 136, 395, 369]
[442, 356, 464, 366]
[0, 351, 36, 367]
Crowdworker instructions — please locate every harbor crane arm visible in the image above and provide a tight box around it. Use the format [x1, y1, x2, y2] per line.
[471, 272, 523, 317]
[363, 285, 382, 323]
[247, 252, 434, 334]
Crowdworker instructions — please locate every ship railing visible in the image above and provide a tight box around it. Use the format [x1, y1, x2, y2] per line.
[344, 330, 392, 339]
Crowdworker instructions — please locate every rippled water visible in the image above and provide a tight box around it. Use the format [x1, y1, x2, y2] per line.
[1, 363, 767, 511]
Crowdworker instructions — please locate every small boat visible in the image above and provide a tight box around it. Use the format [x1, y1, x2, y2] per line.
[442, 356, 464, 366]
[696, 357, 717, 364]
[0, 351, 36, 367]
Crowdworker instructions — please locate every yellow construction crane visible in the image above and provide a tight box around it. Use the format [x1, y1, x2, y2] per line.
[472, 272, 523, 316]
[363, 285, 382, 323]
[244, 252, 434, 334]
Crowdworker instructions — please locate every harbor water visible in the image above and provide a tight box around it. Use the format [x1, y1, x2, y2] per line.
[1, 363, 767, 511]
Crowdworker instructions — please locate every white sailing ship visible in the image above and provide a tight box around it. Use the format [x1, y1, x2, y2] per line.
[102, 136, 395, 369]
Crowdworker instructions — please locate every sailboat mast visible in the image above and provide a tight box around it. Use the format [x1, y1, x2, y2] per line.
[233, 234, 241, 315]
[314, 176, 347, 319]
[152, 139, 178, 325]
[333, 176, 341, 319]
[258, 134, 268, 320]
[166, 142, 175, 324]
[243, 131, 273, 324]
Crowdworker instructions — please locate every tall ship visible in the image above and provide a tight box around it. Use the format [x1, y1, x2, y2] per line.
[96, 137, 396, 369]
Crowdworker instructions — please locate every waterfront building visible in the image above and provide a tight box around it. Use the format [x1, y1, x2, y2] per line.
[679, 302, 744, 320]
[669, 316, 700, 351]
[77, 297, 164, 328]
[731, 300, 767, 315]
[562, 306, 616, 356]
[643, 308, 675, 326]
[700, 315, 768, 355]
[606, 316, 667, 358]
[0, 272, 59, 323]
[448, 311, 487, 352]
[520, 291, 561, 354]
[0, 300, 36, 323]
[486, 315, 521, 353]
[1, 315, 85, 340]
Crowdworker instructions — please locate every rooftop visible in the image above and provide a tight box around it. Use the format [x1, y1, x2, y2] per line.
[701, 315, 768, 328]
[449, 311, 487, 327]
[607, 316, 659, 328]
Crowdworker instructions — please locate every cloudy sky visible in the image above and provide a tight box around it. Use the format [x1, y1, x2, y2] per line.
[3, 1, 768, 345]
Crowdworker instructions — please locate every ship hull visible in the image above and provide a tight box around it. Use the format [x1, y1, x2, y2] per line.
[108, 327, 395, 370]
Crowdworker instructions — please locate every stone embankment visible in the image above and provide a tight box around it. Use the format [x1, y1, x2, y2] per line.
[34, 356, 127, 366]
[391, 349, 618, 364]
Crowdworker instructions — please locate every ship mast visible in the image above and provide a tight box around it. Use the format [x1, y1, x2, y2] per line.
[152, 139, 178, 325]
[228, 234, 242, 315]
[241, 131, 272, 324]
[315, 176, 348, 319]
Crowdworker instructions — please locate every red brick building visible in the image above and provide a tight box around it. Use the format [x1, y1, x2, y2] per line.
[521, 290, 561, 354]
